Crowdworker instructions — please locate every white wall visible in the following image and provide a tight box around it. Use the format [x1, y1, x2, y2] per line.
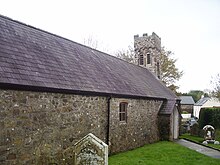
[193, 98, 220, 118]
[182, 114, 191, 119]
[203, 98, 220, 107]
[193, 106, 201, 118]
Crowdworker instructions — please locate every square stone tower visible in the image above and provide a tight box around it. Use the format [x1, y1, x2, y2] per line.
[134, 32, 161, 79]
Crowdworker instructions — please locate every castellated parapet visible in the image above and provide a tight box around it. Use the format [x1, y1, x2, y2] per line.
[134, 32, 161, 79]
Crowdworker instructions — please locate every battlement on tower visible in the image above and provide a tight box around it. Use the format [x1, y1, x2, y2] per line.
[134, 32, 161, 51]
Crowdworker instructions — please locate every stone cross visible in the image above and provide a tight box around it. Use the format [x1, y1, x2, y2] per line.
[74, 133, 108, 165]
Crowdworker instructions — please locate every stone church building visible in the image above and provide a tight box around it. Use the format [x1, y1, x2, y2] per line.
[0, 15, 180, 164]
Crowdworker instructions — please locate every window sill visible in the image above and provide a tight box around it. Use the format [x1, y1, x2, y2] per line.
[119, 121, 127, 125]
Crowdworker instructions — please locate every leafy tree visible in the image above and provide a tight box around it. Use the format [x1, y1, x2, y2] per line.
[159, 48, 183, 92]
[211, 74, 220, 100]
[187, 90, 206, 103]
[180, 90, 209, 102]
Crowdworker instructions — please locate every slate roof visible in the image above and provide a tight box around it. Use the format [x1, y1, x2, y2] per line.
[194, 97, 210, 106]
[180, 96, 195, 105]
[159, 99, 177, 115]
[0, 15, 178, 100]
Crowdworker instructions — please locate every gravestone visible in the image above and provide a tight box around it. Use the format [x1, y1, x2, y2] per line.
[203, 125, 215, 141]
[190, 123, 199, 136]
[74, 133, 108, 165]
[202, 125, 219, 145]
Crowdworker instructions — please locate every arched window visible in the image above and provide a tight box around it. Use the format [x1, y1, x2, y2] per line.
[119, 102, 128, 122]
[157, 61, 160, 79]
[147, 53, 151, 64]
[139, 54, 144, 65]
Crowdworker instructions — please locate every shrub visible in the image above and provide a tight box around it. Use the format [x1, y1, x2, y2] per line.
[190, 123, 199, 136]
[182, 111, 189, 114]
[198, 108, 220, 129]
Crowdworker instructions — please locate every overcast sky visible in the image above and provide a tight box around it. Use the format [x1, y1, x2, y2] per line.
[1, 0, 220, 93]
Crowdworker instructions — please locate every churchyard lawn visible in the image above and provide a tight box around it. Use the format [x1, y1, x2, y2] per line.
[109, 141, 220, 165]
[180, 129, 220, 150]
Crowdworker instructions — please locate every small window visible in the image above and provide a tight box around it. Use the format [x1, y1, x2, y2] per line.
[147, 54, 151, 64]
[119, 102, 128, 122]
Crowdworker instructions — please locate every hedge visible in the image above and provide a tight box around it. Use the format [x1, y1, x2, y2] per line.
[198, 108, 220, 129]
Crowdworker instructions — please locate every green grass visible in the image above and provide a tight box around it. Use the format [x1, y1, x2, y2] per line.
[180, 129, 220, 150]
[180, 133, 204, 142]
[109, 141, 220, 165]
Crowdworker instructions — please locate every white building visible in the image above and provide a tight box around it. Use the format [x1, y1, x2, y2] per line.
[193, 97, 220, 118]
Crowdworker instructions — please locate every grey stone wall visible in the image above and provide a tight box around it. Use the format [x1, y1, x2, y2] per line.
[0, 90, 108, 165]
[159, 108, 181, 141]
[109, 98, 163, 153]
[181, 105, 193, 114]
[158, 115, 171, 140]
[0, 89, 164, 164]
[134, 32, 161, 78]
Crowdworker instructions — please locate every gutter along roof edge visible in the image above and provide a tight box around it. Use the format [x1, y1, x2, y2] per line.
[0, 82, 169, 101]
